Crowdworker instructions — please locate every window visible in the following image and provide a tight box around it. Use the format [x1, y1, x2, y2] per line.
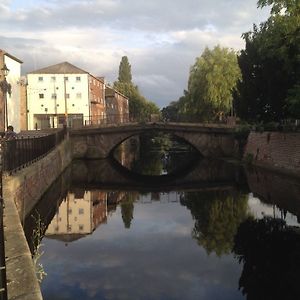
[64, 76, 69, 81]
[39, 94, 44, 99]
[67, 225, 72, 232]
[66, 93, 70, 99]
[76, 93, 82, 99]
[51, 76, 56, 81]
[76, 76, 81, 82]
[51, 93, 57, 99]
[38, 76, 43, 81]
[79, 225, 84, 231]
[79, 208, 84, 215]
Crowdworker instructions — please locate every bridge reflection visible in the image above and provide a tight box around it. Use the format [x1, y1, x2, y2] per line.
[71, 158, 242, 192]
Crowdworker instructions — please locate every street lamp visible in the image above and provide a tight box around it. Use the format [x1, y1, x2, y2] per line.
[0, 64, 11, 132]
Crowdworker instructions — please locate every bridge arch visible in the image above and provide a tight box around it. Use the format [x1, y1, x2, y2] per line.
[70, 123, 236, 159]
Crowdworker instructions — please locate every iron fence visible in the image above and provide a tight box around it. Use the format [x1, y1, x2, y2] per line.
[1, 128, 66, 173]
[83, 113, 131, 126]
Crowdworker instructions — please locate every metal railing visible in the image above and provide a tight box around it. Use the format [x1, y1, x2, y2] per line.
[1, 128, 66, 173]
[84, 113, 130, 127]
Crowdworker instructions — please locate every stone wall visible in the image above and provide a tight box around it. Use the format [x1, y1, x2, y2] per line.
[3, 138, 72, 223]
[244, 131, 300, 176]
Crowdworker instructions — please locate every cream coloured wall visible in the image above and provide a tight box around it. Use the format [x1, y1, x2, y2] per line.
[27, 73, 90, 129]
[4, 55, 21, 132]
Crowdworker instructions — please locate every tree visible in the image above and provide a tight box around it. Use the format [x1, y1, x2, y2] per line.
[187, 45, 241, 121]
[118, 56, 132, 83]
[235, 0, 300, 122]
[114, 56, 160, 121]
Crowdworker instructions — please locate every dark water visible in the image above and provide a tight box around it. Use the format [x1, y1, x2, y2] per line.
[25, 136, 300, 300]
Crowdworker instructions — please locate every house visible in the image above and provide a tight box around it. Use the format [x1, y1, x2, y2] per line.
[0, 49, 23, 133]
[105, 86, 129, 124]
[26, 62, 106, 129]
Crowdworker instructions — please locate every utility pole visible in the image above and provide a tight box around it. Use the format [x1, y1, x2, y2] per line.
[64, 76, 68, 127]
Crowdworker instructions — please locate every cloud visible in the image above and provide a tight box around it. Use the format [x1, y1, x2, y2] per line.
[2, 0, 270, 107]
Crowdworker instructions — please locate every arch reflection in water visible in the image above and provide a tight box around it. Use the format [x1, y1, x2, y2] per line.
[112, 132, 200, 176]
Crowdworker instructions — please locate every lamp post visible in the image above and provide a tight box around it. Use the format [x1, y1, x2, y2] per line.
[0, 64, 11, 132]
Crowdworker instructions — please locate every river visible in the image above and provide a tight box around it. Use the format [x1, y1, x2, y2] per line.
[24, 134, 300, 300]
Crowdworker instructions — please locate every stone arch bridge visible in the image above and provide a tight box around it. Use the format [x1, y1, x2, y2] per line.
[70, 122, 237, 159]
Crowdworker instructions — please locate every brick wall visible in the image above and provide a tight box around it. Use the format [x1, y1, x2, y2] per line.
[244, 131, 300, 175]
[3, 138, 72, 222]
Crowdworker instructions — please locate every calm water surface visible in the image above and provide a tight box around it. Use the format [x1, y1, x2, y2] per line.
[25, 136, 300, 300]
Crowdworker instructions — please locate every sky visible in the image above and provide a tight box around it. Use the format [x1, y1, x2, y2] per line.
[0, 0, 270, 108]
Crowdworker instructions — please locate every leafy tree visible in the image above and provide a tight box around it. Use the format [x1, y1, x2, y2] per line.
[187, 45, 241, 121]
[118, 56, 132, 83]
[235, 0, 300, 122]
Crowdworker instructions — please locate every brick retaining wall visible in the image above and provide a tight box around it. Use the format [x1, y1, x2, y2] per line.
[244, 131, 300, 176]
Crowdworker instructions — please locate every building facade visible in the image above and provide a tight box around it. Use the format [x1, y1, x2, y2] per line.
[26, 62, 106, 130]
[89, 76, 106, 125]
[0, 49, 23, 133]
[105, 86, 129, 124]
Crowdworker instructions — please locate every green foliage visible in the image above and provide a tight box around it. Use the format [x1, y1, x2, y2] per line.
[114, 57, 160, 122]
[287, 84, 300, 118]
[187, 45, 241, 121]
[118, 56, 132, 83]
[235, 0, 300, 122]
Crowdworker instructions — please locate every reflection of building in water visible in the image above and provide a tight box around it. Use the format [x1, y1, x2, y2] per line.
[114, 136, 140, 169]
[107, 191, 128, 215]
[46, 189, 107, 243]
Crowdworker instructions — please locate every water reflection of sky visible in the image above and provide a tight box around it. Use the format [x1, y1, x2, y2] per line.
[41, 193, 244, 300]
[248, 193, 300, 227]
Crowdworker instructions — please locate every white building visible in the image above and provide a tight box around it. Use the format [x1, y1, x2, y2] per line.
[27, 62, 92, 129]
[0, 49, 23, 133]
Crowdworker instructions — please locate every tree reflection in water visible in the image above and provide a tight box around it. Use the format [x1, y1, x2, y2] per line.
[181, 190, 250, 256]
[233, 217, 300, 300]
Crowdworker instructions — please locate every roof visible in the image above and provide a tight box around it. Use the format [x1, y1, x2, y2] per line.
[0, 49, 23, 63]
[28, 61, 89, 75]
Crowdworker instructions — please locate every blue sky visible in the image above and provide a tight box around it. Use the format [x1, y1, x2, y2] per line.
[1, 0, 270, 107]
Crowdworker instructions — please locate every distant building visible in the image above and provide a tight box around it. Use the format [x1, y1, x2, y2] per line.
[105, 86, 129, 124]
[0, 49, 23, 133]
[26, 61, 106, 129]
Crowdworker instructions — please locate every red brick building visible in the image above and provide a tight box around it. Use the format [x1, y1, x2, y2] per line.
[89, 76, 106, 124]
[105, 86, 129, 124]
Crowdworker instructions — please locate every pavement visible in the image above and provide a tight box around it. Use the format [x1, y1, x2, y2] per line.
[3, 194, 43, 300]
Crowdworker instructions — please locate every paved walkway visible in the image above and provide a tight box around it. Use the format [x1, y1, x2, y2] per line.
[4, 194, 43, 299]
